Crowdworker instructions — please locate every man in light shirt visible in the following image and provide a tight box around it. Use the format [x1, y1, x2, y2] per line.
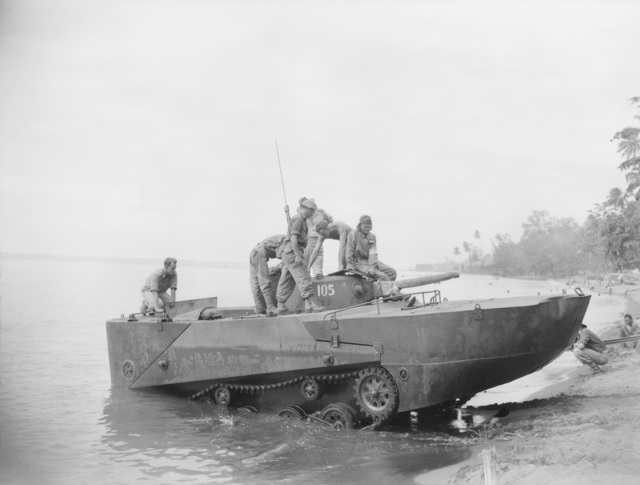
[619, 313, 640, 349]
[140, 257, 177, 314]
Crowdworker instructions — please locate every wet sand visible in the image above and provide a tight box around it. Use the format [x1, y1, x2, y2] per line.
[421, 284, 640, 485]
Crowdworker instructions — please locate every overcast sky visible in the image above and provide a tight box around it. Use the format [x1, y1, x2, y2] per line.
[1, 0, 638, 270]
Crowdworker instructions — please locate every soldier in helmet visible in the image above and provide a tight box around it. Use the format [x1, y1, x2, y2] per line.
[346, 215, 396, 281]
[275, 199, 326, 314]
[299, 197, 333, 277]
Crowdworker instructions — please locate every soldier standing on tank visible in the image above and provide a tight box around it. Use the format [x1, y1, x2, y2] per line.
[275, 199, 326, 314]
[140, 257, 178, 314]
[298, 197, 333, 277]
[307, 220, 353, 273]
[249, 234, 285, 317]
[346, 215, 397, 281]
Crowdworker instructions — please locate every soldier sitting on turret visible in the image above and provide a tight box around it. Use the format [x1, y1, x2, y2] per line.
[346, 215, 396, 281]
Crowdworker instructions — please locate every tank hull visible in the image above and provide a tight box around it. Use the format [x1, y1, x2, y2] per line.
[107, 291, 590, 424]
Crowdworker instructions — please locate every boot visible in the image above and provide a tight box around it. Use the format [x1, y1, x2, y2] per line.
[266, 305, 277, 317]
[304, 297, 325, 313]
[275, 301, 289, 316]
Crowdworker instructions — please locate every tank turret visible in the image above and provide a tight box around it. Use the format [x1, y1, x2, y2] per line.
[280, 271, 460, 313]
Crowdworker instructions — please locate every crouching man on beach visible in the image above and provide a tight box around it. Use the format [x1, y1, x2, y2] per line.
[573, 323, 608, 373]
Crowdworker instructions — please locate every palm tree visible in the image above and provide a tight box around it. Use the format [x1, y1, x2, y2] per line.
[605, 187, 628, 211]
[613, 98, 640, 196]
[617, 137, 640, 161]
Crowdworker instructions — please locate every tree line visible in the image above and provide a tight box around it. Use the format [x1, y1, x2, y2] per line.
[458, 97, 640, 278]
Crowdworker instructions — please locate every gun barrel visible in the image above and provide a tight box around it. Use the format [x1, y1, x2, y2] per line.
[395, 272, 460, 290]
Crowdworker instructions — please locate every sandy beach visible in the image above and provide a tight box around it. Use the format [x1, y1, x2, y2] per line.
[425, 284, 640, 485]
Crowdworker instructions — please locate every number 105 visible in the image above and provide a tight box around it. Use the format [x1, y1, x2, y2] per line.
[317, 284, 335, 297]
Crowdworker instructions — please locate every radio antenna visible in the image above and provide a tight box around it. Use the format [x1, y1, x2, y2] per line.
[275, 140, 291, 223]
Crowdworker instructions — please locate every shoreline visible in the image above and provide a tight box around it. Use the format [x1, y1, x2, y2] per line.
[421, 284, 640, 485]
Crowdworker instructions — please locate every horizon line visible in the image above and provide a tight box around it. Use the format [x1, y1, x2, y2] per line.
[0, 252, 247, 268]
[0, 251, 432, 271]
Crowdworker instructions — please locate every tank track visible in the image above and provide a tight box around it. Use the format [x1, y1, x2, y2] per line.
[188, 370, 361, 401]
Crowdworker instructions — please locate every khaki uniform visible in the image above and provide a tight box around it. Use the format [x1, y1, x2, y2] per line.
[305, 209, 333, 276]
[346, 229, 396, 281]
[141, 267, 178, 309]
[573, 327, 608, 369]
[276, 214, 315, 302]
[249, 234, 285, 313]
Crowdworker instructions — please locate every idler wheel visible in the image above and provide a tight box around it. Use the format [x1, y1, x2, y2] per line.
[331, 403, 359, 427]
[300, 377, 323, 401]
[213, 386, 232, 406]
[276, 405, 306, 419]
[353, 366, 399, 426]
[320, 404, 357, 430]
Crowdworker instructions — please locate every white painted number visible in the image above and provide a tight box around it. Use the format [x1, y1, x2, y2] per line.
[318, 284, 335, 297]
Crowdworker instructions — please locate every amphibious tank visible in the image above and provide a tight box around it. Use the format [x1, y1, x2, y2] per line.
[106, 271, 590, 429]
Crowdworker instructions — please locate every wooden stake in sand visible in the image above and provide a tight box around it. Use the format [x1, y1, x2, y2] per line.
[479, 446, 499, 485]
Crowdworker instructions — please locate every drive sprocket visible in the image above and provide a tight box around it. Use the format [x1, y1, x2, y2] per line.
[353, 366, 399, 426]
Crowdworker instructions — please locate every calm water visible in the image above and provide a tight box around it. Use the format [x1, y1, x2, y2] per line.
[0, 257, 625, 485]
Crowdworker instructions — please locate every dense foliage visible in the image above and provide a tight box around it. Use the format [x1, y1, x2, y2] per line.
[454, 98, 640, 277]
[487, 211, 587, 277]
